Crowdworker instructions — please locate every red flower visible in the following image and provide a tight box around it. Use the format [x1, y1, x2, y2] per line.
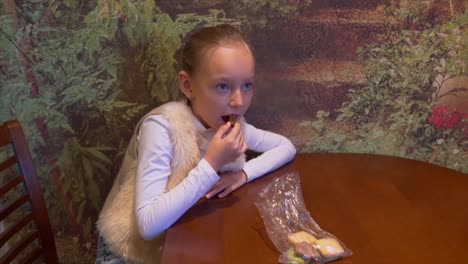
[428, 105, 464, 130]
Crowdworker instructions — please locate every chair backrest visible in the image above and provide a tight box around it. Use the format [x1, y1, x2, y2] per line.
[0, 120, 59, 264]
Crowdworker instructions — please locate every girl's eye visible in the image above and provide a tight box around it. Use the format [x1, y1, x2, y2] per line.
[216, 83, 230, 92]
[243, 82, 253, 91]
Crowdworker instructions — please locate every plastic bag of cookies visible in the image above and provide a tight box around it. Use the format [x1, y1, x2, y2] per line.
[255, 172, 352, 263]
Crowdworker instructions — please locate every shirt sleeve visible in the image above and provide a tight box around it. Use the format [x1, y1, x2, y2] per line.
[135, 115, 219, 240]
[242, 123, 296, 182]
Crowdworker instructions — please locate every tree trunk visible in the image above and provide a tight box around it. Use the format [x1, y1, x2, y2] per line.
[3, 0, 38, 96]
[3, 0, 82, 237]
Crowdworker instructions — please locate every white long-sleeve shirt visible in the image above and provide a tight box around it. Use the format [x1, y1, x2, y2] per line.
[135, 114, 296, 240]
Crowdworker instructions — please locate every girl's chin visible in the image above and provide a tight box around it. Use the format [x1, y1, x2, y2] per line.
[213, 123, 224, 129]
[203, 118, 230, 129]
[202, 121, 222, 130]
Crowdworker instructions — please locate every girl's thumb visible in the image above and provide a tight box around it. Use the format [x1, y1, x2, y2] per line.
[216, 122, 231, 138]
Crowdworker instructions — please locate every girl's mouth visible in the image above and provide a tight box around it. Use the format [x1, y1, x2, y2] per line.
[221, 114, 237, 127]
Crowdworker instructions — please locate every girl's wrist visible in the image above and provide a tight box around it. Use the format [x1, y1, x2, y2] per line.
[241, 170, 248, 183]
[204, 156, 220, 172]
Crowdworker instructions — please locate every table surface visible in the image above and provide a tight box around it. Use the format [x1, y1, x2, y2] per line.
[160, 153, 468, 264]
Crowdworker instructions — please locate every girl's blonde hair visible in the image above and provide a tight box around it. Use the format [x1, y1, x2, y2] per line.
[181, 24, 253, 75]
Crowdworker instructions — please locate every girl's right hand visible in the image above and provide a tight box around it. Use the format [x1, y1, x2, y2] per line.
[204, 122, 247, 172]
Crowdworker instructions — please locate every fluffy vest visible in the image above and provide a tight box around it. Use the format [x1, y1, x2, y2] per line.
[97, 101, 245, 263]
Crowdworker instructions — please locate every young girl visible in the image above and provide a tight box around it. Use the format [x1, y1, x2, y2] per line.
[96, 24, 296, 263]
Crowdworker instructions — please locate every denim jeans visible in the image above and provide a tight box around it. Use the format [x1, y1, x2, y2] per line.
[95, 236, 129, 264]
[95, 233, 164, 264]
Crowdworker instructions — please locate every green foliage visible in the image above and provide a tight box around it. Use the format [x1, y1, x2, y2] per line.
[300, 110, 329, 134]
[229, 0, 300, 29]
[82, 1, 237, 103]
[137, 9, 237, 101]
[180, 0, 312, 30]
[58, 137, 112, 224]
[385, 0, 465, 29]
[386, 0, 434, 28]
[300, 12, 467, 173]
[0, 0, 241, 242]
[338, 14, 465, 144]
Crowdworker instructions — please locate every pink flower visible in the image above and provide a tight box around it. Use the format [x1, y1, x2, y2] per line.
[428, 105, 464, 130]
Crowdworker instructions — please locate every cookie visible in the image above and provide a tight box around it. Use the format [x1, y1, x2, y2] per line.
[228, 114, 236, 127]
[315, 237, 345, 258]
[287, 231, 317, 245]
[294, 241, 320, 260]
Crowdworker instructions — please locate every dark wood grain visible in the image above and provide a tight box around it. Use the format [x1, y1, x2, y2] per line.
[161, 153, 468, 264]
[0, 120, 59, 264]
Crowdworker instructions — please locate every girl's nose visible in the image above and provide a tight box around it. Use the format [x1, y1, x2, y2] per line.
[229, 88, 244, 107]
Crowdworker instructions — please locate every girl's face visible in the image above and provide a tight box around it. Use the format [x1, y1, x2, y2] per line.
[179, 42, 255, 129]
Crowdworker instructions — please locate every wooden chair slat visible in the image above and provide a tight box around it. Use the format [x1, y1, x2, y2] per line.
[0, 175, 23, 196]
[0, 194, 29, 222]
[1, 120, 59, 263]
[0, 124, 8, 147]
[20, 246, 43, 264]
[0, 231, 39, 264]
[0, 156, 17, 172]
[0, 212, 33, 248]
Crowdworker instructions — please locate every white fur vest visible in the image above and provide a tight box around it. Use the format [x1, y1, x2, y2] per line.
[97, 101, 245, 263]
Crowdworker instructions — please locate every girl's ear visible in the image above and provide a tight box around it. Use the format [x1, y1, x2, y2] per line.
[178, 71, 193, 99]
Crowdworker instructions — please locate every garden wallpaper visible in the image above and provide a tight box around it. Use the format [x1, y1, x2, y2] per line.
[0, 0, 466, 262]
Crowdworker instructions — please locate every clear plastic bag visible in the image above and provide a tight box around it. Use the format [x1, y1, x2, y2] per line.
[255, 172, 352, 263]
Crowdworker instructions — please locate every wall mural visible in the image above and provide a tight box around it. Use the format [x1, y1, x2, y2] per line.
[0, 0, 466, 262]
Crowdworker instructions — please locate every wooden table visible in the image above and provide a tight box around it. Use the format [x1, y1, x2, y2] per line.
[160, 153, 468, 264]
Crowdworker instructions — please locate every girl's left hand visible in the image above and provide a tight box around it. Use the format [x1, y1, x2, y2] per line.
[205, 171, 247, 199]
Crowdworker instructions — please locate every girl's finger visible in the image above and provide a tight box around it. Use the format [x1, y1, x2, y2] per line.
[205, 189, 218, 199]
[226, 122, 241, 140]
[217, 185, 236, 199]
[238, 133, 246, 150]
[237, 138, 244, 152]
[216, 122, 232, 138]
[241, 142, 248, 153]
[207, 181, 222, 193]
[205, 182, 227, 199]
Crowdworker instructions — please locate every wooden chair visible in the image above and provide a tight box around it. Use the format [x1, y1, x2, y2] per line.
[0, 120, 59, 263]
